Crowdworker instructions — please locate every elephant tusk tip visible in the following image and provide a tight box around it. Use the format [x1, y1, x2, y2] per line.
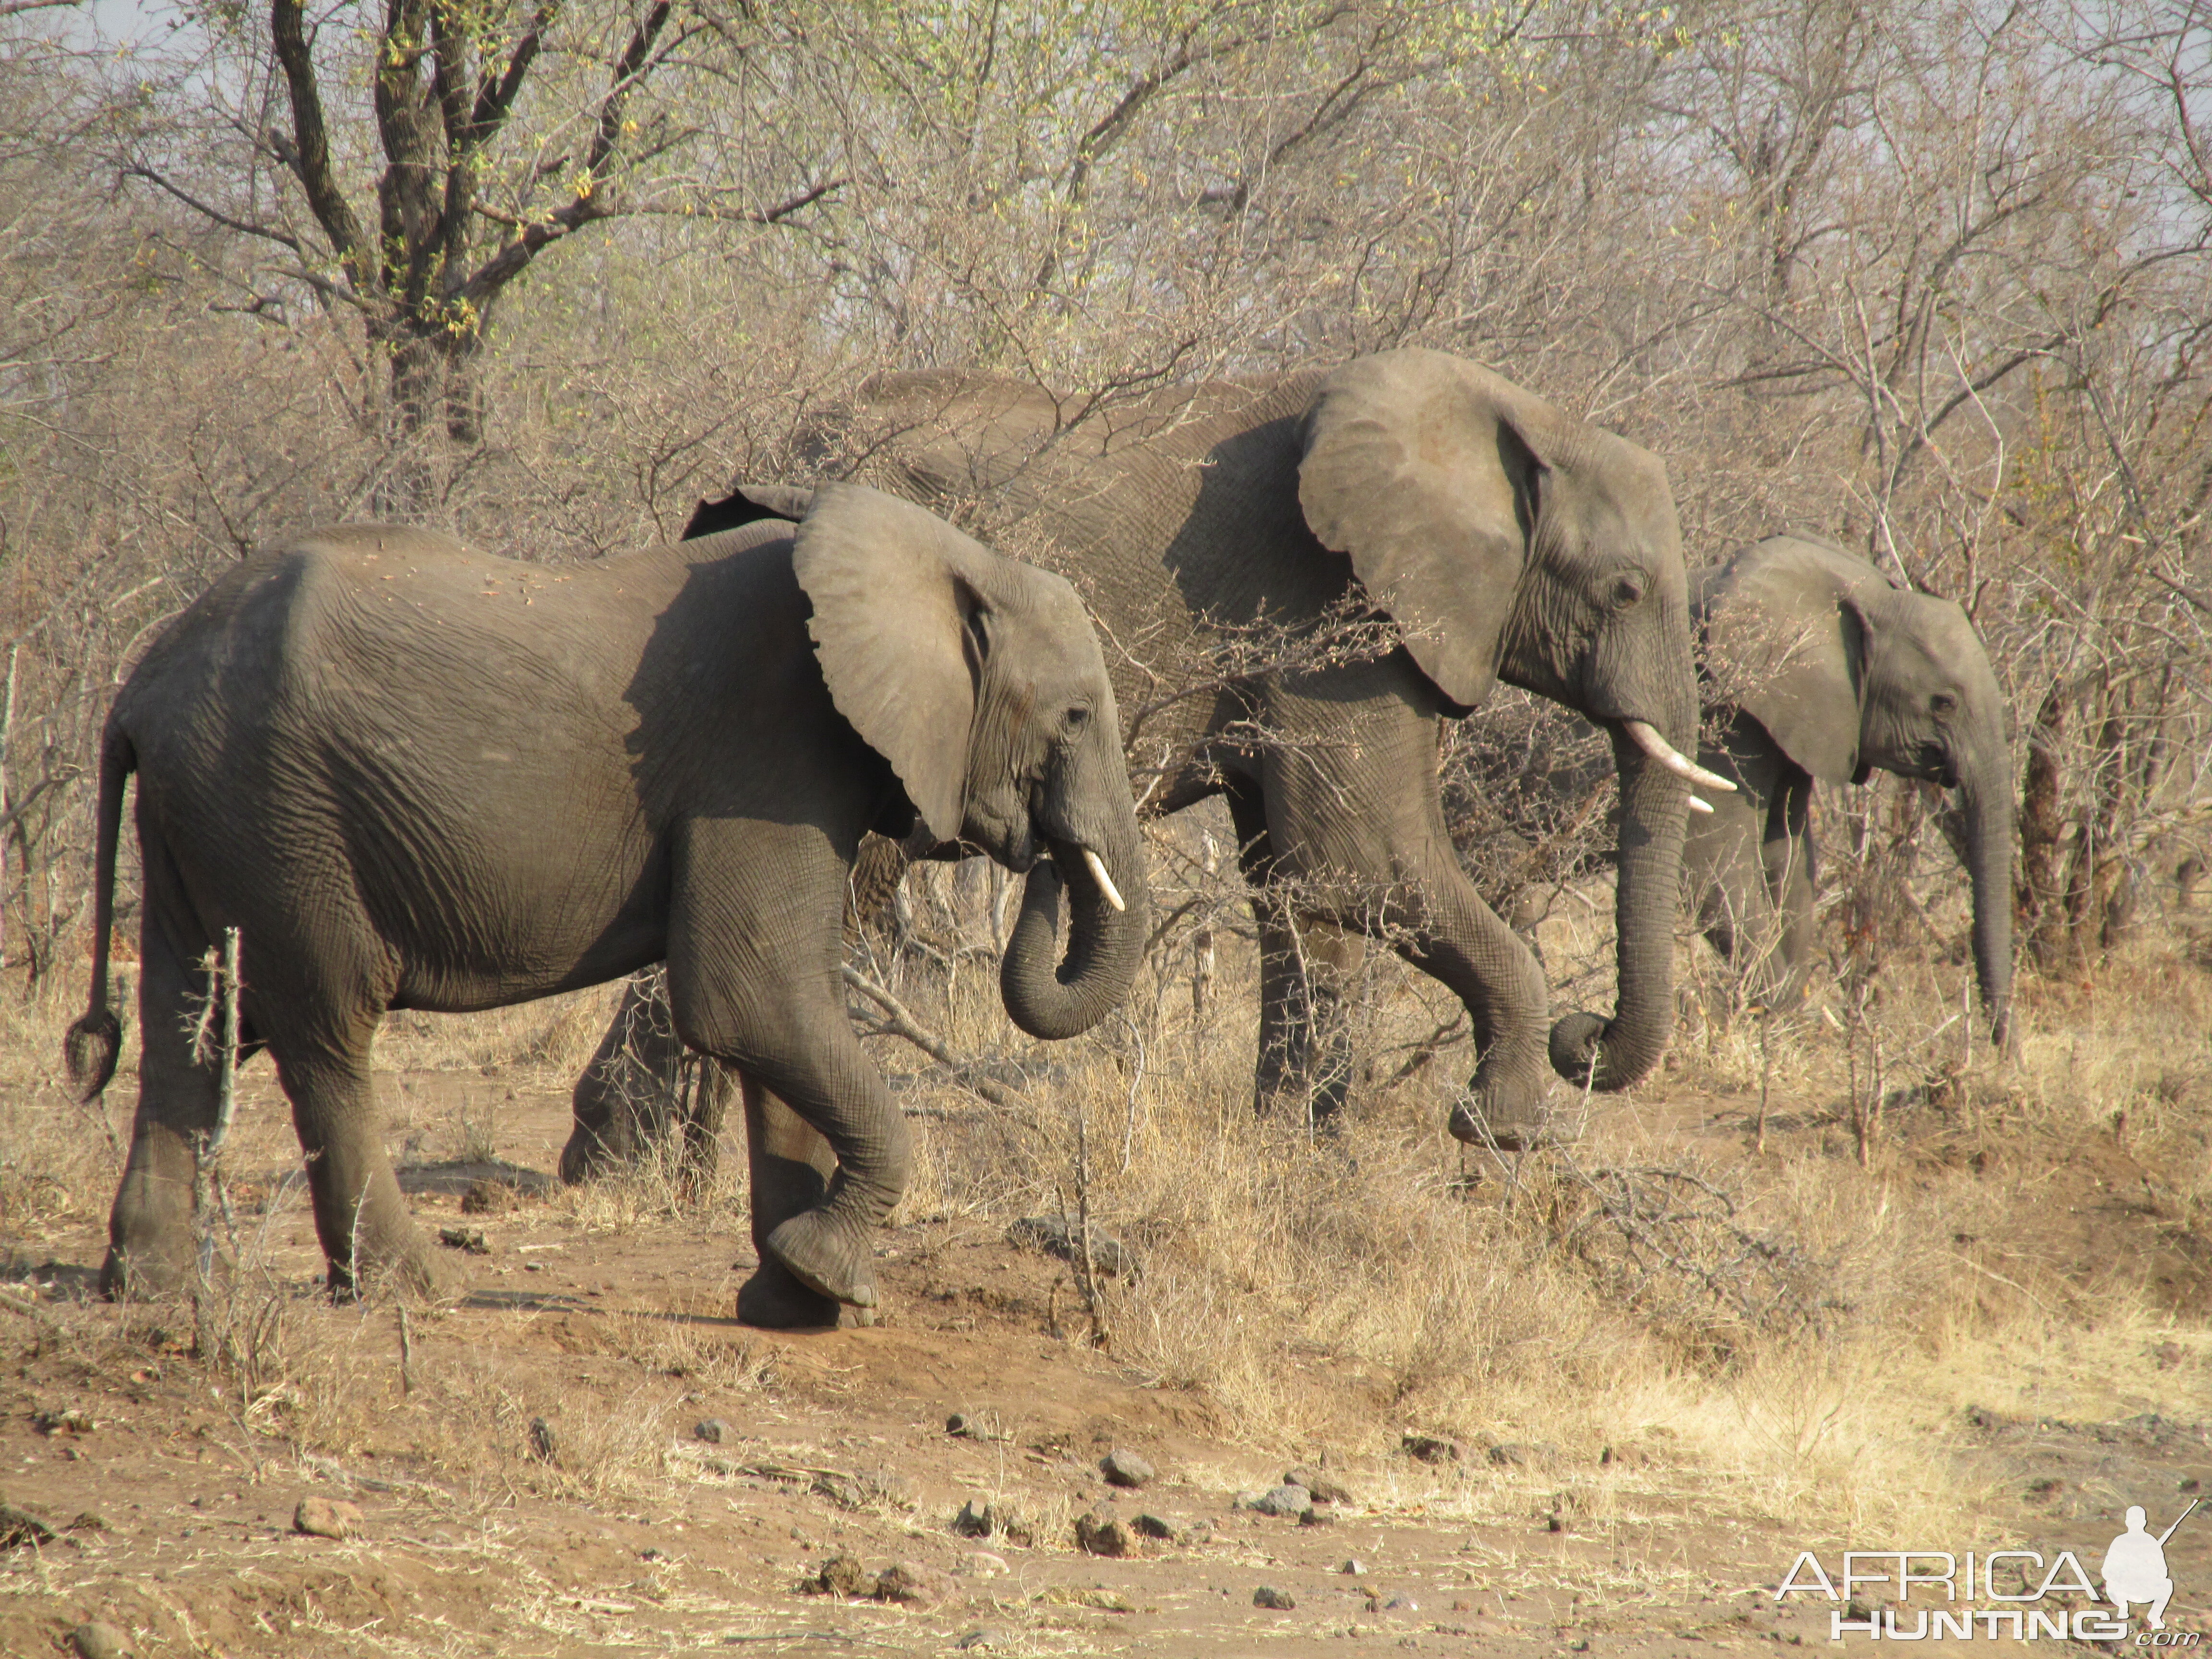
[1688, 794, 1715, 814]
[1080, 846, 1127, 912]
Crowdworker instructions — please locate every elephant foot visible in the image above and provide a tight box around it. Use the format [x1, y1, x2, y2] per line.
[323, 1229, 463, 1305]
[765, 1208, 880, 1310]
[736, 1258, 874, 1330]
[1447, 1096, 1561, 1154]
[99, 1241, 193, 1301]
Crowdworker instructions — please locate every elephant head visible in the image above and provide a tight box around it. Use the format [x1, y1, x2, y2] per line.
[794, 482, 1148, 1040]
[1696, 533, 2013, 1044]
[1298, 349, 1715, 1093]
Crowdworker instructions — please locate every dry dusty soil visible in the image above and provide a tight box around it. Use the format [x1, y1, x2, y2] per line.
[2, 1071, 2208, 1657]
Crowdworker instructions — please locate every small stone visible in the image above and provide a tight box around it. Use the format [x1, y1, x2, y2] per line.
[1132, 1512, 1182, 1540]
[955, 1630, 1004, 1651]
[811, 1553, 872, 1598]
[524, 1261, 543, 1273]
[1073, 1511, 1134, 1557]
[1383, 1595, 1419, 1611]
[874, 1560, 954, 1606]
[1005, 1214, 1136, 1277]
[640, 1546, 667, 1562]
[1298, 1506, 1336, 1527]
[1254, 1585, 1297, 1611]
[946, 1411, 1004, 1442]
[952, 1498, 995, 1537]
[1341, 1558, 1368, 1575]
[292, 1497, 361, 1540]
[1547, 1512, 1564, 1533]
[436, 1226, 490, 1255]
[1486, 1442, 1530, 1467]
[70, 1623, 128, 1659]
[965, 1551, 1009, 1578]
[69, 1512, 110, 1533]
[693, 1418, 731, 1444]
[1100, 1448, 1155, 1489]
[1238, 1482, 1312, 1518]
[0, 1503, 55, 1549]
[1402, 1433, 1462, 1465]
[1284, 1465, 1352, 1504]
[528, 1418, 559, 1463]
[34, 1407, 96, 1435]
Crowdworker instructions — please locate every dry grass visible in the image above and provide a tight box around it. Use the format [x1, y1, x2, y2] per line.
[3, 829, 2210, 1562]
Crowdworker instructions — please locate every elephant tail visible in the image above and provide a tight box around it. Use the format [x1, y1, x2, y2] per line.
[64, 729, 132, 1101]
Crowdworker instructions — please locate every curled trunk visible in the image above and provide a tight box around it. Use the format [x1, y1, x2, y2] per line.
[999, 832, 1149, 1040]
[1550, 724, 1692, 1091]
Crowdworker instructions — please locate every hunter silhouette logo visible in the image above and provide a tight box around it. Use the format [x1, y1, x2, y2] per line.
[1777, 1496, 2200, 1641]
[2104, 1500, 2197, 1631]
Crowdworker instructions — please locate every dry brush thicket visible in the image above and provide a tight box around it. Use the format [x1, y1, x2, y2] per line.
[1, 0, 2209, 1534]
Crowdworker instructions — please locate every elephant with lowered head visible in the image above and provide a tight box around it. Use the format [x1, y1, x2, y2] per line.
[66, 483, 1147, 1326]
[1686, 533, 2013, 1043]
[581, 348, 1726, 1156]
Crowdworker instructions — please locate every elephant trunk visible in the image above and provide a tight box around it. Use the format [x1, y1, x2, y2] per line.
[1960, 759, 2017, 1048]
[1550, 721, 1693, 1090]
[999, 826, 1149, 1041]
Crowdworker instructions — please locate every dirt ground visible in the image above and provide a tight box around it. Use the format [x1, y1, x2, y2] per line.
[5, 1057, 2210, 1659]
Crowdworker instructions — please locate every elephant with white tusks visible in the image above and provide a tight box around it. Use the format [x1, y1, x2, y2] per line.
[573, 347, 1725, 1158]
[65, 482, 1148, 1327]
[1686, 533, 2014, 1045]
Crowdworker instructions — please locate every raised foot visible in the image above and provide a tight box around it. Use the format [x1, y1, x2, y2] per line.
[765, 1208, 879, 1309]
[736, 1259, 876, 1330]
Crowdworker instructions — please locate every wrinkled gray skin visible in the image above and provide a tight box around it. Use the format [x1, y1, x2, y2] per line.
[574, 349, 1704, 1155]
[65, 484, 1148, 1326]
[1686, 534, 2013, 1044]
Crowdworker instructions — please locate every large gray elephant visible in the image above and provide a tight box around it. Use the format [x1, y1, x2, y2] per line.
[65, 483, 1148, 1325]
[575, 348, 1722, 1158]
[1686, 533, 2013, 1042]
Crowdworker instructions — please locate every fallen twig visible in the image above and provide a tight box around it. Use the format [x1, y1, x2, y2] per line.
[840, 965, 1023, 1109]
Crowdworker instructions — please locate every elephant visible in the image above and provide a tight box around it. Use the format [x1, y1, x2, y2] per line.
[570, 347, 1725, 1161]
[64, 482, 1150, 1325]
[1685, 533, 2013, 1043]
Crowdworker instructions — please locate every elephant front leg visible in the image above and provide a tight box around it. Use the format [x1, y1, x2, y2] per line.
[1396, 885, 1555, 1151]
[1755, 769, 1818, 1011]
[670, 817, 911, 1315]
[733, 1078, 866, 1329]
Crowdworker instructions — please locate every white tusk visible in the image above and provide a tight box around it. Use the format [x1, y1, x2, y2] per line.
[1080, 847, 1127, 913]
[1623, 719, 1737, 793]
[1689, 794, 1715, 814]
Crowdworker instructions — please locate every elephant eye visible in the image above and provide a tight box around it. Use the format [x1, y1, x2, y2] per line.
[1063, 705, 1091, 734]
[1931, 693, 1958, 716]
[1610, 572, 1647, 608]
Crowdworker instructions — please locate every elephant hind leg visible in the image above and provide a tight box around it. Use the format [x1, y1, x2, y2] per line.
[103, 911, 223, 1299]
[271, 1036, 449, 1299]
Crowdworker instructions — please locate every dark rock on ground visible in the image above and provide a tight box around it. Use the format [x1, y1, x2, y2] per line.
[875, 1560, 955, 1606]
[436, 1226, 490, 1254]
[810, 1553, 873, 1598]
[70, 1623, 128, 1659]
[694, 1418, 731, 1444]
[1238, 1482, 1312, 1517]
[1254, 1585, 1297, 1610]
[1402, 1432, 1463, 1465]
[0, 1503, 55, 1549]
[1284, 1464, 1352, 1504]
[1101, 1448, 1155, 1488]
[528, 1417, 559, 1463]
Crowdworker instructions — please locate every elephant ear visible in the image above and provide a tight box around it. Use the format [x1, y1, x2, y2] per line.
[1700, 534, 1885, 787]
[1298, 349, 1554, 710]
[682, 481, 815, 541]
[793, 481, 989, 842]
